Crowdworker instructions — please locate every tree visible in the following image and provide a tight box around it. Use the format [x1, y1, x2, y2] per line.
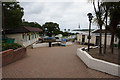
[115, 27, 120, 60]
[42, 22, 60, 37]
[22, 21, 42, 29]
[101, 2, 120, 54]
[109, 2, 120, 54]
[91, 1, 120, 55]
[3, 2, 24, 29]
[112, 3, 120, 59]
[100, 2, 110, 54]
[93, 0, 106, 55]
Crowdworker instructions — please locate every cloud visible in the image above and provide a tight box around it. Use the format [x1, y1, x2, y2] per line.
[20, 1, 97, 32]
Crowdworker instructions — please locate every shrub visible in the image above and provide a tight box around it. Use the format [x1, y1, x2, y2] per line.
[2, 43, 22, 51]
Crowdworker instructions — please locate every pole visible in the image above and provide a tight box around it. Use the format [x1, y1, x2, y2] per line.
[88, 20, 91, 51]
[49, 41, 51, 47]
[2, 2, 5, 37]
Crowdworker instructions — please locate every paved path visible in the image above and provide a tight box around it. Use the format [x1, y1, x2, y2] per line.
[2, 44, 117, 78]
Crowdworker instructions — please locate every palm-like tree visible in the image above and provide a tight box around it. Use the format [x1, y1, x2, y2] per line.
[93, 0, 106, 55]
[90, 0, 120, 55]
[108, 2, 120, 54]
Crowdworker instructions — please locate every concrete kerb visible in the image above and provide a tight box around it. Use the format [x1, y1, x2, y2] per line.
[77, 47, 120, 77]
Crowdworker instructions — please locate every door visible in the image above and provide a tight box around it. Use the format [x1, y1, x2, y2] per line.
[96, 36, 100, 46]
[82, 35, 85, 43]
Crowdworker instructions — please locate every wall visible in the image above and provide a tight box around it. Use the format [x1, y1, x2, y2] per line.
[23, 38, 39, 47]
[0, 48, 26, 66]
[77, 33, 118, 46]
[90, 35, 96, 44]
[77, 34, 80, 42]
[77, 48, 120, 77]
[102, 35, 111, 45]
[77, 34, 83, 43]
[84, 34, 96, 44]
[6, 34, 23, 45]
[6, 33, 40, 47]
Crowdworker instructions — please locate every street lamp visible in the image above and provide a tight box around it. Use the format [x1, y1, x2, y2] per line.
[87, 13, 93, 51]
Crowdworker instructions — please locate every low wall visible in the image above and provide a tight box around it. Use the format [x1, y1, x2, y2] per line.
[0, 48, 27, 66]
[66, 42, 73, 46]
[33, 42, 73, 48]
[77, 48, 120, 77]
[33, 43, 49, 48]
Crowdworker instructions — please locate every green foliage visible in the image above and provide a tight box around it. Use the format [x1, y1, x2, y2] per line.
[93, 1, 106, 27]
[102, 2, 120, 39]
[3, 2, 24, 29]
[22, 21, 42, 29]
[109, 2, 120, 33]
[115, 28, 120, 39]
[2, 43, 22, 51]
[62, 32, 70, 36]
[42, 22, 60, 37]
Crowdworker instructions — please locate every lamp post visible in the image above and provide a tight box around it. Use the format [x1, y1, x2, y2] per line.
[87, 13, 93, 51]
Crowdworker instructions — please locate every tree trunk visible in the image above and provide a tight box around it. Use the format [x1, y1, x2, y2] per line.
[104, 27, 107, 54]
[118, 39, 120, 65]
[110, 33, 114, 54]
[99, 25, 102, 55]
[104, 10, 108, 54]
[104, 9, 108, 54]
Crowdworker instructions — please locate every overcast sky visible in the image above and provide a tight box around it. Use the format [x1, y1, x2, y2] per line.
[19, 0, 98, 32]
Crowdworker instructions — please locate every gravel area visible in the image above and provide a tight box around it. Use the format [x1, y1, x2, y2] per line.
[86, 47, 120, 65]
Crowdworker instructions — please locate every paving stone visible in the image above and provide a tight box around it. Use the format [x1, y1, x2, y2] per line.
[2, 44, 118, 78]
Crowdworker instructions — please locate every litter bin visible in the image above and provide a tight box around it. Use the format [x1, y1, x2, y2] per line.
[61, 38, 66, 46]
[49, 42, 52, 47]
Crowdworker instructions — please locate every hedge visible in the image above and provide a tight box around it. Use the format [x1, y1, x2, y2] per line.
[2, 43, 22, 51]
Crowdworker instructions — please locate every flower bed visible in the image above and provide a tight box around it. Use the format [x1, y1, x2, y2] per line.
[2, 43, 22, 51]
[77, 47, 120, 77]
[85, 47, 119, 65]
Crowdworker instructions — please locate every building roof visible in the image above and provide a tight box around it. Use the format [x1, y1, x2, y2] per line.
[92, 29, 110, 33]
[72, 29, 94, 31]
[24, 26, 42, 32]
[5, 26, 43, 34]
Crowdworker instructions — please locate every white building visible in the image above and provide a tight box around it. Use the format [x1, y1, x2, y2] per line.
[77, 29, 119, 46]
[5, 26, 43, 47]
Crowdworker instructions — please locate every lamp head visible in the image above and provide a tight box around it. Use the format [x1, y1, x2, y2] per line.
[87, 13, 93, 21]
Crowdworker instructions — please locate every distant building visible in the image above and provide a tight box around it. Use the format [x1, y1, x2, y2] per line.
[76, 29, 119, 46]
[72, 29, 94, 34]
[5, 26, 43, 47]
[55, 34, 63, 38]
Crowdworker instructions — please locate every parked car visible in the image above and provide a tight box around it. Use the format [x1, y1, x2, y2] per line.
[55, 37, 61, 42]
[43, 37, 56, 42]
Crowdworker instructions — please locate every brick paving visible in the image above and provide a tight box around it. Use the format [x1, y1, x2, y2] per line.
[2, 44, 118, 78]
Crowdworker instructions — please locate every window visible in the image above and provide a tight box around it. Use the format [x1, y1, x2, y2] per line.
[22, 34, 27, 42]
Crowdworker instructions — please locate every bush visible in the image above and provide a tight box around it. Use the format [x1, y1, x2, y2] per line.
[2, 43, 22, 51]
